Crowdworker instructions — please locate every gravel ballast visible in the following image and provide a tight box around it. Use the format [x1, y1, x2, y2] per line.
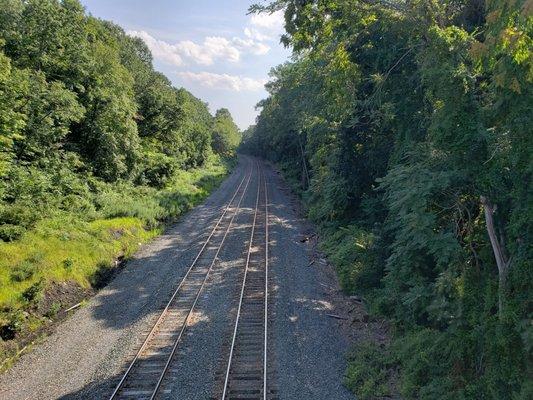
[264, 165, 354, 400]
[0, 157, 355, 400]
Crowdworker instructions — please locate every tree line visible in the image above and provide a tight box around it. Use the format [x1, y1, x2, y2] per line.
[242, 0, 531, 398]
[0, 0, 241, 242]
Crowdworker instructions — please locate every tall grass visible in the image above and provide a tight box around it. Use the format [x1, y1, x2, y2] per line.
[0, 156, 230, 366]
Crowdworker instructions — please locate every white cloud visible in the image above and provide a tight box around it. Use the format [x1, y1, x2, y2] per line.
[244, 27, 271, 41]
[128, 31, 271, 66]
[243, 11, 285, 43]
[178, 71, 267, 92]
[232, 37, 270, 55]
[127, 12, 284, 68]
[176, 36, 240, 65]
[249, 10, 285, 31]
[129, 30, 184, 67]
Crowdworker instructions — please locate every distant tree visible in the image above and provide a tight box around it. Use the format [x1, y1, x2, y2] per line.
[212, 108, 241, 157]
[0, 47, 26, 176]
[176, 89, 213, 167]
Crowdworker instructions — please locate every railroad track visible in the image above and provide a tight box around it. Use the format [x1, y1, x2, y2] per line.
[221, 165, 276, 400]
[109, 161, 254, 400]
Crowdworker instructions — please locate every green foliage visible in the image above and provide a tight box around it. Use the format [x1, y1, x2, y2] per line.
[320, 225, 380, 294]
[212, 108, 241, 156]
[0, 0, 240, 234]
[94, 183, 164, 229]
[0, 224, 24, 242]
[245, 0, 532, 397]
[345, 341, 394, 400]
[138, 150, 178, 188]
[44, 301, 60, 318]
[21, 279, 43, 304]
[9, 260, 37, 282]
[0, 158, 229, 364]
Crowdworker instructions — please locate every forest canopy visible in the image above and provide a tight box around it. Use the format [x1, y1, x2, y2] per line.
[242, 0, 532, 398]
[0, 0, 241, 242]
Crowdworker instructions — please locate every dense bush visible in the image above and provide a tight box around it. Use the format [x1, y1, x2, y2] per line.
[244, 0, 531, 398]
[345, 341, 394, 400]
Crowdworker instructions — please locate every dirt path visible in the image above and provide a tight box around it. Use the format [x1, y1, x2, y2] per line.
[0, 157, 355, 400]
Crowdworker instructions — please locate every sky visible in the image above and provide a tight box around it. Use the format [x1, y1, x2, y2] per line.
[80, 0, 291, 130]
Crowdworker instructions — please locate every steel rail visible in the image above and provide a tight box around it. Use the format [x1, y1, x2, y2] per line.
[109, 160, 253, 400]
[221, 161, 269, 400]
[262, 166, 269, 400]
[148, 160, 255, 399]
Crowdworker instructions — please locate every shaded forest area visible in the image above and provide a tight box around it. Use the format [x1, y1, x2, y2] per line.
[0, 0, 240, 366]
[242, 0, 531, 399]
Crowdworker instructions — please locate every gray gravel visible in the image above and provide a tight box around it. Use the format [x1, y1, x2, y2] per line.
[0, 158, 355, 400]
[264, 165, 354, 400]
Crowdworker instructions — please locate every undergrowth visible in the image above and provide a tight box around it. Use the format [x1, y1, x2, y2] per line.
[345, 341, 395, 400]
[0, 155, 231, 368]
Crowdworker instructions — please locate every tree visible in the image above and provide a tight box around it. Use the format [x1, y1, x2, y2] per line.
[212, 108, 241, 157]
[0, 47, 25, 176]
[244, 0, 532, 397]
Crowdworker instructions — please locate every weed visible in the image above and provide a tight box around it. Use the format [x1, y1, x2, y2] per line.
[21, 280, 44, 304]
[62, 258, 73, 271]
[10, 261, 37, 283]
[44, 302, 61, 318]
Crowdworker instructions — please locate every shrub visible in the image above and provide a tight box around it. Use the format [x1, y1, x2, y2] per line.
[320, 225, 381, 294]
[345, 341, 395, 400]
[0, 203, 40, 232]
[44, 302, 61, 318]
[21, 280, 44, 304]
[62, 258, 73, 271]
[0, 224, 25, 242]
[138, 151, 178, 189]
[10, 261, 37, 282]
[0, 309, 25, 340]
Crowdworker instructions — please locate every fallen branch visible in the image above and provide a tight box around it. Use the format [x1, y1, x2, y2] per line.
[65, 302, 82, 312]
[349, 295, 365, 303]
[326, 313, 348, 320]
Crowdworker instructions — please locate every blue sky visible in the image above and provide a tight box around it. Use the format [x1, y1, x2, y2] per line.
[80, 0, 290, 129]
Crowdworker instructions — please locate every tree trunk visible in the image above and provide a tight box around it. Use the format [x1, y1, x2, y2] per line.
[480, 196, 510, 318]
[297, 134, 310, 189]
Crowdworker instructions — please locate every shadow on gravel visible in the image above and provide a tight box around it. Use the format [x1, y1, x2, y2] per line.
[87, 206, 214, 331]
[59, 208, 253, 400]
[57, 223, 253, 400]
[85, 161, 247, 333]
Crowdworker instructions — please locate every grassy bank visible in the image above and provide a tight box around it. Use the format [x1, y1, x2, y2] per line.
[0, 155, 232, 369]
